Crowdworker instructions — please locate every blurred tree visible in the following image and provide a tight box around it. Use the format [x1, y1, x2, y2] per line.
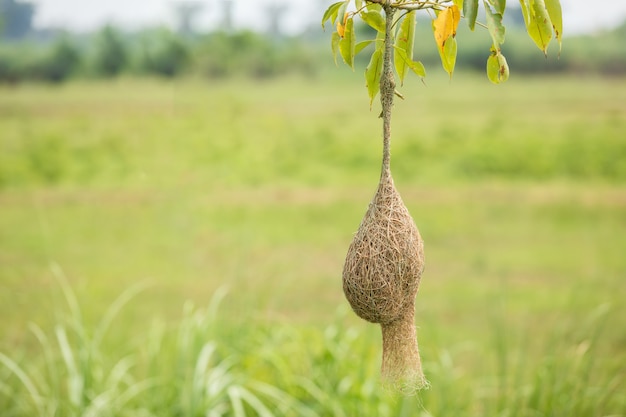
[264, 2, 287, 40]
[197, 30, 279, 78]
[0, 0, 34, 40]
[173, 1, 204, 37]
[219, 0, 233, 32]
[139, 29, 189, 77]
[35, 36, 81, 82]
[0, 49, 20, 82]
[93, 25, 128, 77]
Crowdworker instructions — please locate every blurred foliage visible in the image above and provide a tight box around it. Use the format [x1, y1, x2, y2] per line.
[92, 26, 129, 78]
[0, 75, 624, 190]
[136, 28, 190, 77]
[195, 30, 317, 79]
[0, 16, 625, 84]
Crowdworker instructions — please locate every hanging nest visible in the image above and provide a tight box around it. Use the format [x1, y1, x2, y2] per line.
[342, 168, 424, 325]
[342, 167, 427, 392]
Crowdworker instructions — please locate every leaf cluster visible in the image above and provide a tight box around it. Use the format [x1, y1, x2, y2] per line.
[322, 0, 563, 96]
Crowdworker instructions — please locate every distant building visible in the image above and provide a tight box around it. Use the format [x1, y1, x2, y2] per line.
[0, 0, 35, 40]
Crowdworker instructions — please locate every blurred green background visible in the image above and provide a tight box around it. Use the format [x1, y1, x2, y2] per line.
[1, 1, 625, 416]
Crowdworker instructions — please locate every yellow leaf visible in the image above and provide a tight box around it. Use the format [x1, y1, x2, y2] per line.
[337, 12, 349, 38]
[433, 5, 460, 54]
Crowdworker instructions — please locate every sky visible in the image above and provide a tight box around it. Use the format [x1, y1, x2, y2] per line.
[31, 0, 626, 36]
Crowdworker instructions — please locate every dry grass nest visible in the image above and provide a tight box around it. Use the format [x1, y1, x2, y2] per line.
[342, 168, 425, 325]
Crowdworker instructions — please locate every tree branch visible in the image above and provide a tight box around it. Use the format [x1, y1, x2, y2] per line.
[366, 0, 452, 11]
[380, 4, 395, 176]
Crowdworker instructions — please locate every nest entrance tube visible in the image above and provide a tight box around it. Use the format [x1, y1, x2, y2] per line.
[381, 302, 426, 393]
[342, 169, 426, 393]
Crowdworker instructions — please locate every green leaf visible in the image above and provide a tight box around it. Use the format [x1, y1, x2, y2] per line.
[545, 0, 562, 52]
[331, 32, 341, 65]
[394, 47, 426, 78]
[440, 36, 457, 77]
[488, 0, 506, 15]
[452, 0, 464, 9]
[407, 60, 426, 78]
[498, 53, 510, 82]
[484, 1, 505, 46]
[394, 11, 416, 86]
[366, 3, 382, 12]
[339, 16, 356, 69]
[519, 0, 530, 24]
[486, 46, 509, 83]
[365, 46, 383, 108]
[519, 0, 553, 55]
[463, 0, 479, 30]
[355, 40, 374, 56]
[486, 53, 499, 83]
[321, 1, 345, 30]
[361, 10, 386, 33]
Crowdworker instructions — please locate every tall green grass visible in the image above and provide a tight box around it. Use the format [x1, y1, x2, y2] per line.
[0, 267, 317, 417]
[0, 264, 153, 416]
[2, 269, 624, 416]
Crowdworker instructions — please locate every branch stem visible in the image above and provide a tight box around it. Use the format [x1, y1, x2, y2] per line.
[380, 4, 396, 177]
[367, 0, 450, 11]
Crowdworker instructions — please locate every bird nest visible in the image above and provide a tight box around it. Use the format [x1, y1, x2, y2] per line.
[342, 168, 424, 325]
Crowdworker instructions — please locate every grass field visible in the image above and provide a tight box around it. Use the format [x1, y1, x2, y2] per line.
[1, 72, 625, 416]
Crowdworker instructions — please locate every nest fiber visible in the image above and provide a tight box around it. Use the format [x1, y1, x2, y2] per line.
[342, 169, 424, 325]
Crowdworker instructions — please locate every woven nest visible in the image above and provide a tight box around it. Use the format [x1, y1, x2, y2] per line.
[342, 169, 424, 325]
